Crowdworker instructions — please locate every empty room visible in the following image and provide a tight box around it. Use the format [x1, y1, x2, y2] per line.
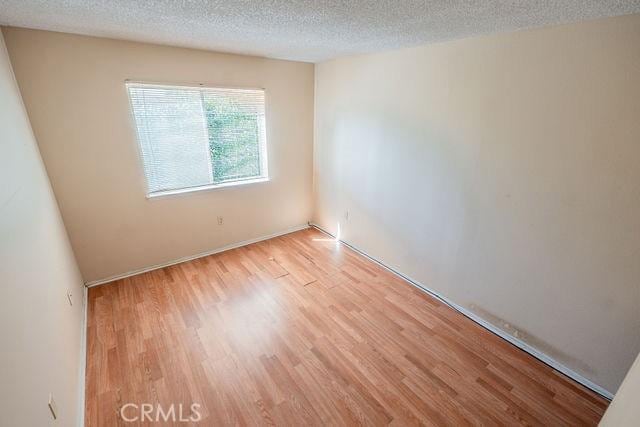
[1, 1, 640, 426]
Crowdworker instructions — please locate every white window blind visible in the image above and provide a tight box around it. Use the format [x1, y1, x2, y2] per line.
[126, 82, 268, 196]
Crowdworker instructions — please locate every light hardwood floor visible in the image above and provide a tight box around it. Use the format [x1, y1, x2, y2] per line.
[86, 227, 608, 426]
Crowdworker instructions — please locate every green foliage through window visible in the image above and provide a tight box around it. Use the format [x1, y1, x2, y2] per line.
[127, 83, 266, 196]
[204, 95, 262, 184]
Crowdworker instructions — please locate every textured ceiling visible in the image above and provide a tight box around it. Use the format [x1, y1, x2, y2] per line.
[1, 1, 639, 62]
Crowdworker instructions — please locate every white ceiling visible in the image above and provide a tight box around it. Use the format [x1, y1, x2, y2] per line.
[1, 1, 639, 62]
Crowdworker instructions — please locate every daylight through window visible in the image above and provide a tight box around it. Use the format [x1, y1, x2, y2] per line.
[126, 82, 268, 196]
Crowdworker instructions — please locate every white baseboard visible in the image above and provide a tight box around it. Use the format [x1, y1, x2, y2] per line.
[77, 285, 88, 427]
[84, 224, 310, 288]
[309, 223, 614, 400]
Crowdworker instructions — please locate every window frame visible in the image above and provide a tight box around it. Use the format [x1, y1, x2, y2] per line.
[125, 80, 270, 199]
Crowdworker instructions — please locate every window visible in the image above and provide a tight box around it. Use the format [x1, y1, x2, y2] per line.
[126, 82, 268, 197]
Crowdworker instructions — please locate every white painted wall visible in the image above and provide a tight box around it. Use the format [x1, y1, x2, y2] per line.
[0, 32, 85, 427]
[313, 13, 640, 394]
[2, 27, 314, 283]
[600, 351, 640, 426]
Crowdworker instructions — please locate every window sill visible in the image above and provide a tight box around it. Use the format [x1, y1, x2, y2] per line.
[146, 177, 270, 199]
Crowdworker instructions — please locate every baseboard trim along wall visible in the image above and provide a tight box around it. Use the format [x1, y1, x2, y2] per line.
[309, 223, 614, 400]
[85, 224, 310, 288]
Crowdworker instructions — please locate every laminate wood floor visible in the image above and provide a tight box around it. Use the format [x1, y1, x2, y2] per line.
[86, 228, 608, 426]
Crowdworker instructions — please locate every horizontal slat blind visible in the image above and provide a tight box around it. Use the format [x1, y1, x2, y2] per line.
[126, 82, 267, 195]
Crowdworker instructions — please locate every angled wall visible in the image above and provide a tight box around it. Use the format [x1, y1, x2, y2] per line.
[0, 31, 85, 427]
[313, 13, 640, 394]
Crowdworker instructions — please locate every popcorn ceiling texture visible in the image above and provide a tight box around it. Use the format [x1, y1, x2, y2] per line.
[0, 0, 639, 62]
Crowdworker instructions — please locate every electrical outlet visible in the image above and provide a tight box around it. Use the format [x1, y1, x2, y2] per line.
[67, 290, 73, 306]
[217, 216, 224, 225]
[48, 393, 57, 420]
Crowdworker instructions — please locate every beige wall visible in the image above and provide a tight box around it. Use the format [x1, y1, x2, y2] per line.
[313, 13, 640, 394]
[0, 32, 85, 426]
[600, 351, 640, 426]
[2, 27, 315, 283]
